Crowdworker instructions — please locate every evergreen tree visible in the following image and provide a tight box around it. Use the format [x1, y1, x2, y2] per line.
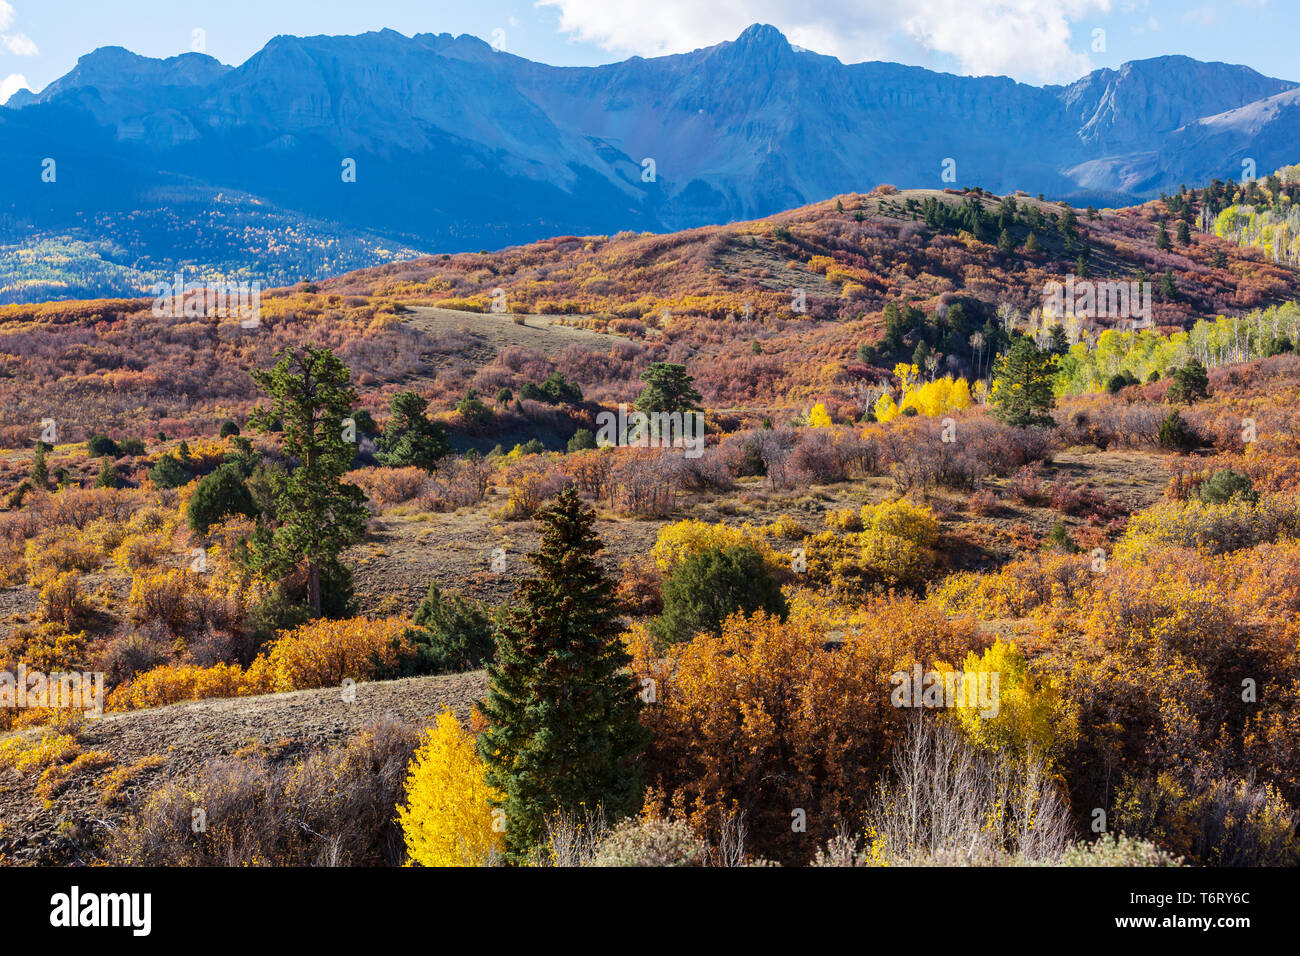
[187, 462, 257, 535]
[1160, 270, 1178, 300]
[882, 302, 907, 350]
[1048, 324, 1070, 356]
[567, 428, 597, 452]
[990, 336, 1058, 428]
[477, 487, 649, 862]
[94, 456, 118, 489]
[148, 453, 186, 489]
[455, 389, 494, 430]
[404, 584, 496, 675]
[1156, 221, 1171, 251]
[654, 545, 788, 645]
[248, 346, 368, 616]
[1168, 360, 1210, 404]
[1158, 410, 1200, 451]
[376, 390, 450, 470]
[30, 442, 48, 490]
[1060, 206, 1079, 236]
[635, 362, 702, 414]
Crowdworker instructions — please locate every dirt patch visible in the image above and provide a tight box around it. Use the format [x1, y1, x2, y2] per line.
[348, 477, 896, 614]
[403, 305, 623, 363]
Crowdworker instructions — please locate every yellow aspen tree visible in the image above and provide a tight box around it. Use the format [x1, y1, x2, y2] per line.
[398, 709, 504, 866]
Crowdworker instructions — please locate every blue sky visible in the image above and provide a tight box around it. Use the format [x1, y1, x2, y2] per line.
[0, 0, 1293, 103]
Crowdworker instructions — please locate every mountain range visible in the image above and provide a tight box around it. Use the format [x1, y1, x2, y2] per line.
[1, 23, 1297, 299]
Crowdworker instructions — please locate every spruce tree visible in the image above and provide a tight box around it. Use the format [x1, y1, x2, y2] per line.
[478, 486, 649, 862]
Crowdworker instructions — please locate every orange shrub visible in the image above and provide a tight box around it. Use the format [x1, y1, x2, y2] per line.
[631, 594, 987, 864]
[347, 466, 431, 507]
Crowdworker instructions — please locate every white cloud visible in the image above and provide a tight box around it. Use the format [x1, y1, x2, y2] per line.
[0, 3, 13, 32]
[536, 0, 1113, 83]
[1183, 4, 1220, 25]
[2, 32, 37, 56]
[0, 72, 29, 103]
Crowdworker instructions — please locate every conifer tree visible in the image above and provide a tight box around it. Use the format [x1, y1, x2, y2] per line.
[477, 486, 649, 862]
[375, 390, 449, 470]
[990, 336, 1058, 428]
[635, 362, 702, 414]
[94, 456, 118, 489]
[248, 346, 367, 616]
[30, 442, 48, 490]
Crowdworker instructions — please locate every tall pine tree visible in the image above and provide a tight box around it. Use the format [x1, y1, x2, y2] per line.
[990, 336, 1059, 428]
[248, 346, 368, 616]
[477, 486, 649, 862]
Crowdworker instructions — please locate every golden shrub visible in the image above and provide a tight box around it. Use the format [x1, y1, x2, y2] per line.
[0, 733, 80, 773]
[264, 616, 412, 690]
[127, 568, 197, 632]
[823, 507, 863, 532]
[25, 529, 101, 583]
[106, 662, 254, 712]
[36, 572, 89, 628]
[650, 518, 784, 574]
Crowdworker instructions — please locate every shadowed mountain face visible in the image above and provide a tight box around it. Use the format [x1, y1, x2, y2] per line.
[0, 23, 1295, 280]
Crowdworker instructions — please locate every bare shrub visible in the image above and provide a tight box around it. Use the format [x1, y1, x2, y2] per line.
[1007, 464, 1045, 504]
[101, 626, 172, 687]
[612, 449, 680, 517]
[865, 715, 1072, 866]
[713, 808, 748, 867]
[434, 456, 494, 508]
[590, 817, 709, 867]
[538, 806, 610, 867]
[108, 717, 418, 866]
[789, 429, 850, 483]
[749, 428, 799, 489]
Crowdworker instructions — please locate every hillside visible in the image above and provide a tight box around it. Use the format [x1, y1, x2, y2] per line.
[3, 164, 1300, 869]
[2, 181, 1296, 449]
